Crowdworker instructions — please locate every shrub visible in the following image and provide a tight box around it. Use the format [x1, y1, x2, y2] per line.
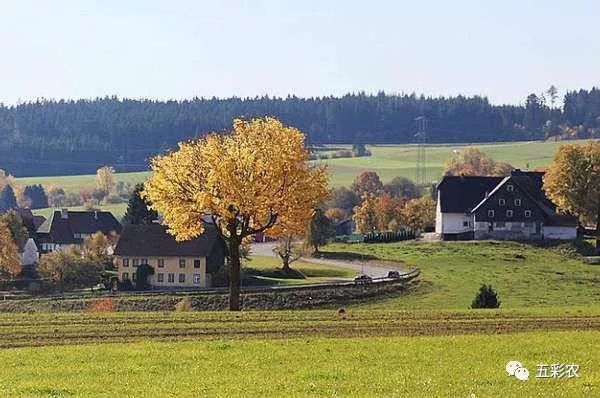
[89, 297, 116, 312]
[104, 193, 124, 204]
[175, 297, 193, 312]
[471, 284, 501, 309]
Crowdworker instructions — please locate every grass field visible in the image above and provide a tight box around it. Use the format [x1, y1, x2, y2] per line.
[0, 310, 598, 397]
[17, 139, 595, 218]
[244, 255, 356, 285]
[325, 240, 600, 310]
[0, 240, 599, 396]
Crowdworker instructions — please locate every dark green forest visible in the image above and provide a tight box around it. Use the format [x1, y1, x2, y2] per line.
[0, 89, 599, 176]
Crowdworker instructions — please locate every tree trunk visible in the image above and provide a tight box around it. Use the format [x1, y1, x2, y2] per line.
[596, 205, 600, 254]
[228, 239, 241, 311]
[281, 254, 290, 273]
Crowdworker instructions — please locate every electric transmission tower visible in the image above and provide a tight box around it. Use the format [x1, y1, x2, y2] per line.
[415, 116, 428, 186]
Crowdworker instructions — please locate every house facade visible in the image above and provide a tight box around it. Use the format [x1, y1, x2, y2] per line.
[113, 223, 226, 289]
[435, 176, 503, 240]
[36, 209, 122, 253]
[436, 170, 578, 241]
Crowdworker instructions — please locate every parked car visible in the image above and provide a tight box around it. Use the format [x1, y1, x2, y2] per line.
[354, 274, 373, 285]
[387, 270, 402, 279]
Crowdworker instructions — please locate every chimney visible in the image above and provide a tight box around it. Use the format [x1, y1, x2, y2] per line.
[60, 208, 69, 219]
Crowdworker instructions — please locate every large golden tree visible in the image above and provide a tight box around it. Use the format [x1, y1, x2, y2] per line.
[544, 141, 600, 249]
[144, 117, 329, 310]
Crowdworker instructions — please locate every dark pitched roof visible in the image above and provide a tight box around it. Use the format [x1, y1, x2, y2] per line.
[32, 215, 46, 229]
[437, 176, 504, 213]
[114, 223, 220, 257]
[36, 210, 122, 244]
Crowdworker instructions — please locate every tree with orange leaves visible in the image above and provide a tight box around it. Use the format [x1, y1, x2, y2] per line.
[0, 221, 21, 279]
[144, 117, 329, 310]
[444, 147, 513, 176]
[544, 141, 600, 250]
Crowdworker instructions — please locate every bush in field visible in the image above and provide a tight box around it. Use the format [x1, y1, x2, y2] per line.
[175, 297, 193, 312]
[38, 248, 104, 291]
[471, 284, 501, 309]
[89, 297, 116, 312]
[134, 264, 155, 290]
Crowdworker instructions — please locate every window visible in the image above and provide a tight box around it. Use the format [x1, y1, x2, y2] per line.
[122, 258, 129, 267]
[524, 210, 532, 218]
[178, 273, 186, 283]
[463, 221, 469, 227]
[488, 210, 495, 218]
[141, 258, 148, 265]
[157, 273, 164, 282]
[168, 273, 175, 283]
[514, 199, 522, 206]
[122, 272, 129, 280]
[498, 198, 505, 206]
[179, 259, 186, 268]
[157, 259, 165, 268]
[507, 184, 514, 192]
[506, 210, 513, 217]
[132, 273, 137, 281]
[193, 274, 201, 284]
[132, 258, 139, 267]
[194, 259, 201, 268]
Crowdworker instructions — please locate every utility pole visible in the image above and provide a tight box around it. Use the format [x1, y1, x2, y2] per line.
[415, 116, 428, 186]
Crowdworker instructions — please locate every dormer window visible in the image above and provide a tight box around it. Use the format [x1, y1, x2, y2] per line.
[506, 210, 513, 217]
[499, 199, 506, 206]
[488, 210, 495, 218]
[514, 199, 521, 206]
[507, 184, 514, 192]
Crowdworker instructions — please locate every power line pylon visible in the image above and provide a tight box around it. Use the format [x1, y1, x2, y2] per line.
[415, 116, 428, 186]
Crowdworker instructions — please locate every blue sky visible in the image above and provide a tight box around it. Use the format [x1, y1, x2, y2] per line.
[1, 0, 599, 105]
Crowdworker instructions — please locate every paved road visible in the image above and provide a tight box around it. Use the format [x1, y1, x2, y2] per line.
[252, 242, 400, 278]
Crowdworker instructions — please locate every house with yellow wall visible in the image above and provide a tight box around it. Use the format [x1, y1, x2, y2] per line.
[114, 223, 226, 289]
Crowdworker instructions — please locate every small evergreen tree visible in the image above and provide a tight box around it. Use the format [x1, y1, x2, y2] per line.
[471, 284, 501, 309]
[305, 208, 334, 254]
[122, 183, 158, 225]
[0, 185, 18, 211]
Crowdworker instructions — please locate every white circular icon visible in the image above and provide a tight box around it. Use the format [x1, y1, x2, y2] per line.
[506, 360, 522, 376]
[514, 367, 529, 381]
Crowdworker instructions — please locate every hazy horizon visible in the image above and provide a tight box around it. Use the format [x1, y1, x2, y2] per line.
[1, 0, 599, 106]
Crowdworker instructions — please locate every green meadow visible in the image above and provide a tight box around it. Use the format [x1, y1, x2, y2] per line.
[0, 330, 597, 397]
[17, 139, 587, 219]
[6, 141, 600, 397]
[326, 240, 600, 310]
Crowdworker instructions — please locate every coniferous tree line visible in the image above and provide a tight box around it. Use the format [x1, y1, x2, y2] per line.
[0, 89, 599, 176]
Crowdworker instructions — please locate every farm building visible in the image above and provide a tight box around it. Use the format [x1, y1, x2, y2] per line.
[114, 223, 226, 289]
[435, 170, 578, 241]
[36, 209, 122, 253]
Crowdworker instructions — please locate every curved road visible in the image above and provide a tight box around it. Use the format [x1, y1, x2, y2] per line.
[252, 242, 403, 278]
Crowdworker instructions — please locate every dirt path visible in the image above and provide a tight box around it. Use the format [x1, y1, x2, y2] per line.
[252, 242, 404, 277]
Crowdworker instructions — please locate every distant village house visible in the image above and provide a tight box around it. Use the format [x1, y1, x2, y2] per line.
[435, 170, 578, 241]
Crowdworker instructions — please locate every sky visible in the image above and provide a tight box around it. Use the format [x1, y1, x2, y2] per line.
[1, 0, 599, 106]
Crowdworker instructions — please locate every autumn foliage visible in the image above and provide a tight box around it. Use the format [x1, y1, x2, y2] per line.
[543, 141, 600, 248]
[444, 147, 513, 176]
[353, 192, 434, 233]
[0, 221, 20, 278]
[144, 117, 329, 310]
